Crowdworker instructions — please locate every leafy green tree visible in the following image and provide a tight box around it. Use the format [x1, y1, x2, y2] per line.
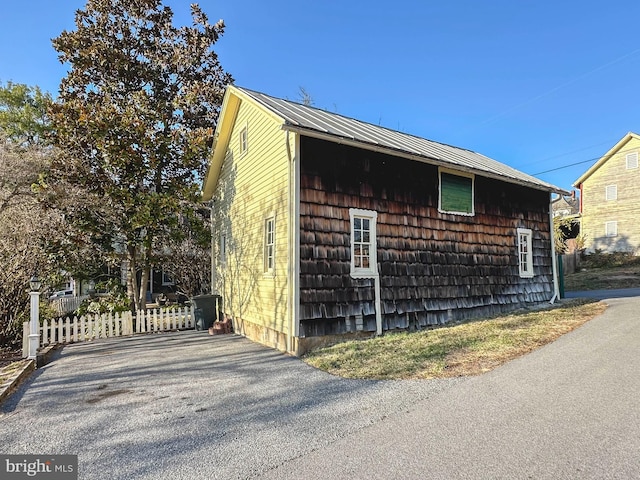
[48, 0, 232, 311]
[0, 81, 52, 146]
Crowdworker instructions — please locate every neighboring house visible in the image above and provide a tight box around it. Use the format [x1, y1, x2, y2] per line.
[202, 86, 566, 355]
[573, 132, 640, 254]
[551, 192, 580, 251]
[551, 192, 579, 218]
[53, 265, 179, 309]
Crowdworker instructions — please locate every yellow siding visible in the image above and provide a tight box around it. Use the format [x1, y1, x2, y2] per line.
[212, 99, 292, 347]
[581, 137, 640, 254]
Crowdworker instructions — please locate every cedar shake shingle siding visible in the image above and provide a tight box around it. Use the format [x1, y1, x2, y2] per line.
[299, 137, 554, 336]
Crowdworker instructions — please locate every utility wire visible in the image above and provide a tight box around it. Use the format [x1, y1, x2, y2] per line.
[471, 48, 640, 130]
[532, 145, 640, 176]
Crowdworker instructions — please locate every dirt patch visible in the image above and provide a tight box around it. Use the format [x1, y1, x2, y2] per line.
[0, 348, 22, 370]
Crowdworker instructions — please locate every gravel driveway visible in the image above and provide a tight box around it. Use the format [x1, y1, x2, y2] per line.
[0, 332, 462, 479]
[2, 291, 639, 479]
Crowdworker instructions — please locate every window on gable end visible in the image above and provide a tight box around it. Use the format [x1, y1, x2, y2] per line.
[517, 228, 534, 278]
[439, 169, 475, 216]
[626, 152, 638, 170]
[605, 221, 618, 237]
[605, 185, 617, 201]
[239, 126, 248, 155]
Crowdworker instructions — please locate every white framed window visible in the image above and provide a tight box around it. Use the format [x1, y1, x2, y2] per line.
[349, 208, 378, 278]
[605, 185, 617, 201]
[219, 234, 227, 266]
[264, 216, 275, 275]
[438, 168, 475, 216]
[161, 269, 174, 286]
[517, 228, 534, 278]
[239, 126, 248, 155]
[605, 221, 618, 237]
[626, 152, 638, 170]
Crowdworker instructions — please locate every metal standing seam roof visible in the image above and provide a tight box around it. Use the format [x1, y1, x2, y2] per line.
[236, 87, 565, 194]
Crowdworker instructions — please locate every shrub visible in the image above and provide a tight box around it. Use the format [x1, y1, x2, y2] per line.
[582, 251, 640, 269]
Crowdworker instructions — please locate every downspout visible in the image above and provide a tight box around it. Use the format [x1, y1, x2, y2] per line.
[209, 201, 217, 295]
[549, 195, 560, 304]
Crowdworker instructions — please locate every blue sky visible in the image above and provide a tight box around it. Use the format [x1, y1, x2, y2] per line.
[2, 1, 640, 192]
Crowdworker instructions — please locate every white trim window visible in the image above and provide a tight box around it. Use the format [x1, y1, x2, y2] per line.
[605, 185, 617, 201]
[264, 216, 275, 275]
[239, 125, 248, 155]
[219, 234, 227, 266]
[438, 168, 475, 216]
[517, 228, 534, 278]
[605, 221, 618, 237]
[626, 152, 638, 170]
[349, 208, 378, 277]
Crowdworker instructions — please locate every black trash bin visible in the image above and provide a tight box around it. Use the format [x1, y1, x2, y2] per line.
[191, 294, 221, 330]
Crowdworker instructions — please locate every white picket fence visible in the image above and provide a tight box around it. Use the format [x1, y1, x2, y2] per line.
[24, 306, 195, 353]
[50, 295, 89, 316]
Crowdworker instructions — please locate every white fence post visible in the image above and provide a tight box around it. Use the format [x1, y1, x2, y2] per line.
[57, 319, 63, 345]
[42, 319, 48, 345]
[114, 312, 120, 337]
[65, 317, 71, 343]
[73, 317, 78, 343]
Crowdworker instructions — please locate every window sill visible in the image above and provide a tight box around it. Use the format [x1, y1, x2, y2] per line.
[350, 270, 378, 279]
[438, 208, 475, 217]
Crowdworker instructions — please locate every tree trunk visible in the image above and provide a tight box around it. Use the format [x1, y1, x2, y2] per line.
[139, 267, 149, 310]
[127, 246, 141, 313]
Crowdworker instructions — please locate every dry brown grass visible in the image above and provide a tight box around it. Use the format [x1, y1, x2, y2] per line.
[303, 299, 607, 380]
[0, 359, 30, 386]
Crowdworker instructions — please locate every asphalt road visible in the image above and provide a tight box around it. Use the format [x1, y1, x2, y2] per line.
[1, 290, 638, 479]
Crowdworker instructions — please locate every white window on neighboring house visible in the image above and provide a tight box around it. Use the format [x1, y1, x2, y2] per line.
[264, 216, 275, 275]
[605, 221, 618, 237]
[605, 185, 617, 201]
[162, 269, 174, 286]
[626, 152, 638, 170]
[219, 234, 227, 266]
[517, 228, 534, 278]
[349, 208, 378, 278]
[239, 126, 248, 155]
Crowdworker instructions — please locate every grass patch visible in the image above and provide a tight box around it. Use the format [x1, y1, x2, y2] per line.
[303, 299, 606, 380]
[564, 251, 640, 291]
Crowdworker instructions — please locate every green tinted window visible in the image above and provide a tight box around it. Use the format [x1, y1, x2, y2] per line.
[440, 172, 473, 214]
